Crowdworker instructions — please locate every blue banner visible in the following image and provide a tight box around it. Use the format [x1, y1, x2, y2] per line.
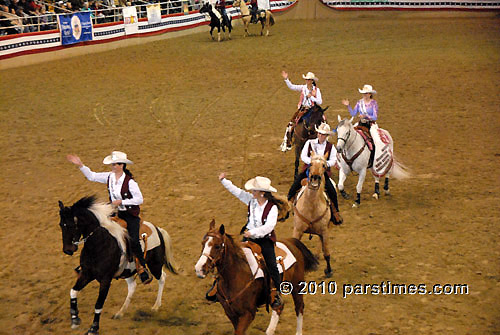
[58, 12, 93, 45]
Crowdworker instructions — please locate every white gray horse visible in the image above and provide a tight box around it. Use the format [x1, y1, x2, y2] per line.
[335, 115, 409, 207]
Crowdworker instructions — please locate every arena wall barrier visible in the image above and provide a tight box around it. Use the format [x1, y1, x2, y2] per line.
[0, 0, 297, 69]
[322, 0, 500, 11]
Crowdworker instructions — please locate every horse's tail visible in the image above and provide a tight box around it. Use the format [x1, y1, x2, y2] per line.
[285, 238, 319, 272]
[390, 156, 411, 180]
[269, 12, 275, 26]
[157, 227, 179, 274]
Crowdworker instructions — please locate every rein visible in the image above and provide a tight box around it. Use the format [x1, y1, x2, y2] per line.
[72, 226, 99, 246]
[339, 129, 366, 170]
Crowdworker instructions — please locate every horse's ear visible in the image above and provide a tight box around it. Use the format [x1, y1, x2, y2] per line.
[337, 115, 341, 122]
[219, 224, 225, 235]
[209, 219, 215, 230]
[58, 200, 64, 210]
[349, 116, 354, 123]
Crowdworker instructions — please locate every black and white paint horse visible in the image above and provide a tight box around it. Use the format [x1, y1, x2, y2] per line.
[200, 2, 232, 42]
[58, 196, 178, 335]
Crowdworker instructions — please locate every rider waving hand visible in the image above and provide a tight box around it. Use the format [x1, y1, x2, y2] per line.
[342, 84, 378, 129]
[67, 151, 152, 284]
[280, 70, 323, 152]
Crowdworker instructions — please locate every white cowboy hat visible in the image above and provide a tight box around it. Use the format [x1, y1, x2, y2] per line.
[358, 84, 377, 94]
[315, 122, 333, 135]
[102, 151, 134, 165]
[302, 72, 318, 81]
[244, 176, 277, 193]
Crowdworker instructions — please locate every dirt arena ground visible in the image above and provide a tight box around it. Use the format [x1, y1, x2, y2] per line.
[1, 10, 499, 335]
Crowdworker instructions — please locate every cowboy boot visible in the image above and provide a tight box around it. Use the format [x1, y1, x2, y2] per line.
[271, 288, 283, 309]
[330, 203, 343, 225]
[205, 280, 218, 302]
[135, 258, 153, 284]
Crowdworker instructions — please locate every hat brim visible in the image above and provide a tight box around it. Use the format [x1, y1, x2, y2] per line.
[358, 88, 377, 94]
[302, 74, 318, 81]
[103, 156, 133, 165]
[244, 179, 277, 193]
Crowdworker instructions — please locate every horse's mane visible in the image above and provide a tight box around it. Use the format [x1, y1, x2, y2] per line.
[73, 196, 127, 253]
[224, 234, 247, 264]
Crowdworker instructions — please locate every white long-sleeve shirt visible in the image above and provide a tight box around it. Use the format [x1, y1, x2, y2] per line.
[300, 138, 337, 168]
[284, 78, 322, 108]
[220, 178, 278, 239]
[79, 166, 143, 211]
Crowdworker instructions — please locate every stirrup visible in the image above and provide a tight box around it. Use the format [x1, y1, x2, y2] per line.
[271, 290, 283, 309]
[205, 281, 218, 302]
[138, 267, 153, 285]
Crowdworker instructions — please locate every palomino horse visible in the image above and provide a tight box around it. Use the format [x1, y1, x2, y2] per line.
[200, 2, 232, 42]
[195, 220, 318, 335]
[292, 151, 335, 277]
[58, 196, 178, 335]
[291, 105, 329, 177]
[232, 0, 274, 37]
[335, 115, 410, 207]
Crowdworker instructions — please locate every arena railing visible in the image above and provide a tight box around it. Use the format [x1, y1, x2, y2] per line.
[0, 0, 214, 35]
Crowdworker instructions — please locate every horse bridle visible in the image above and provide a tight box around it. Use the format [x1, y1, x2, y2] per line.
[308, 158, 327, 190]
[68, 216, 98, 246]
[337, 128, 351, 148]
[202, 232, 227, 272]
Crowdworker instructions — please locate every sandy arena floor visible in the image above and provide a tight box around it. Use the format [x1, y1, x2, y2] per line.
[0, 11, 499, 335]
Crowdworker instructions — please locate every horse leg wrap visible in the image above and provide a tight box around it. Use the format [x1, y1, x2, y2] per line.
[384, 178, 389, 191]
[374, 182, 380, 195]
[70, 298, 81, 328]
[355, 193, 361, 205]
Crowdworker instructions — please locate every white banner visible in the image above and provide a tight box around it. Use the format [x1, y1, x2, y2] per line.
[147, 4, 162, 24]
[123, 6, 139, 35]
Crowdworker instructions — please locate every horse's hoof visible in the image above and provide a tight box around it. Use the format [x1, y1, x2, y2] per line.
[352, 202, 359, 208]
[340, 190, 350, 199]
[71, 317, 81, 329]
[324, 269, 333, 278]
[372, 193, 379, 200]
[384, 190, 391, 196]
[151, 305, 160, 312]
[111, 313, 122, 320]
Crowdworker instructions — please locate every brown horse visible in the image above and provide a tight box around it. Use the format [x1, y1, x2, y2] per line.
[292, 152, 334, 277]
[195, 220, 318, 335]
[232, 0, 274, 37]
[291, 105, 328, 177]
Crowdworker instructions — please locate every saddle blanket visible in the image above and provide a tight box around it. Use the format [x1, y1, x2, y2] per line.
[139, 221, 161, 252]
[243, 242, 296, 279]
[370, 124, 393, 177]
[114, 221, 161, 277]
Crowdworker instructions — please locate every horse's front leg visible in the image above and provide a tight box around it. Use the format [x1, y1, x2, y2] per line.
[235, 311, 255, 335]
[354, 169, 367, 207]
[319, 233, 332, 278]
[210, 26, 215, 40]
[260, 20, 264, 36]
[265, 310, 281, 335]
[112, 276, 136, 319]
[217, 25, 221, 42]
[372, 175, 380, 199]
[69, 272, 94, 329]
[338, 168, 350, 199]
[87, 278, 113, 335]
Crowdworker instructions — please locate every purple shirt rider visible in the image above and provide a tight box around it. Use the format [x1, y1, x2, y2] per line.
[348, 99, 379, 121]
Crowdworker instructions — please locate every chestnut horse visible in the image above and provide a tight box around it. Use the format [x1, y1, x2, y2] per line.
[195, 220, 318, 335]
[232, 0, 274, 37]
[292, 151, 335, 277]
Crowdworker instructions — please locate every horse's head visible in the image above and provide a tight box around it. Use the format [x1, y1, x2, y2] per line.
[58, 200, 80, 255]
[308, 151, 328, 190]
[199, 2, 210, 13]
[336, 115, 354, 153]
[195, 219, 226, 278]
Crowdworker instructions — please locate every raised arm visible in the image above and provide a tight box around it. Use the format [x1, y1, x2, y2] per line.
[219, 173, 253, 205]
[67, 154, 109, 183]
